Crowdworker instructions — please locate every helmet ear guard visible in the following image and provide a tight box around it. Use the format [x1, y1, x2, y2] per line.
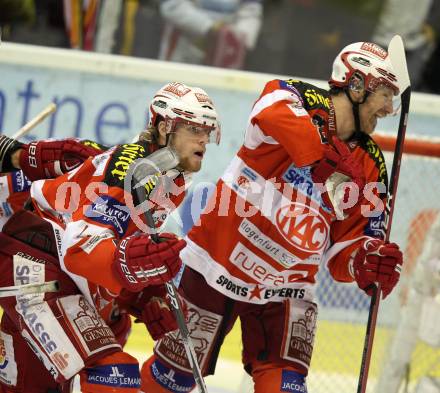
[164, 119, 174, 134]
[348, 73, 365, 93]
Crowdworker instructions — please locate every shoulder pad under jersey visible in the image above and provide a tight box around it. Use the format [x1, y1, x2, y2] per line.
[81, 139, 109, 152]
[282, 80, 332, 112]
[103, 141, 151, 188]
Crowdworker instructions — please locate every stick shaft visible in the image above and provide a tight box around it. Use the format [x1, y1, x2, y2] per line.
[0, 280, 59, 297]
[135, 185, 208, 393]
[357, 85, 411, 393]
[11, 103, 57, 139]
[357, 284, 381, 393]
[165, 280, 208, 392]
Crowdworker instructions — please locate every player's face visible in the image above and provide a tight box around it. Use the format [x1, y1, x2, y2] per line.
[359, 85, 395, 135]
[171, 123, 210, 172]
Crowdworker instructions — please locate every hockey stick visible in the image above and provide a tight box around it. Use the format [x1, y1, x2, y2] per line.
[357, 35, 411, 393]
[404, 363, 410, 393]
[0, 280, 59, 298]
[11, 103, 57, 140]
[127, 149, 209, 393]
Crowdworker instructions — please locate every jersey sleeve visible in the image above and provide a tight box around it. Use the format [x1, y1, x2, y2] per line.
[34, 178, 132, 293]
[79, 139, 109, 152]
[32, 142, 186, 293]
[61, 151, 143, 293]
[324, 139, 388, 282]
[62, 220, 123, 294]
[0, 171, 32, 230]
[31, 145, 146, 294]
[247, 79, 324, 167]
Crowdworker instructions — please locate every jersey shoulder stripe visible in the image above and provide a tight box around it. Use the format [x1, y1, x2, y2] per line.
[279, 79, 331, 112]
[103, 141, 151, 189]
[360, 134, 388, 187]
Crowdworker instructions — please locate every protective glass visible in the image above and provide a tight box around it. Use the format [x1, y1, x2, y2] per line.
[174, 120, 221, 144]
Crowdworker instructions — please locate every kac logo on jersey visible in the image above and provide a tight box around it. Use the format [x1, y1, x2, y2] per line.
[236, 175, 250, 189]
[275, 202, 329, 253]
[232, 167, 258, 196]
[85, 195, 130, 236]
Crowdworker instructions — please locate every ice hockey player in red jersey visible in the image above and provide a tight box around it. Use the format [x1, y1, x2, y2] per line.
[0, 136, 105, 230]
[0, 82, 220, 393]
[141, 42, 404, 393]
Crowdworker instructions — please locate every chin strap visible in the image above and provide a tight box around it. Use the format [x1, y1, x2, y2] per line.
[163, 132, 185, 173]
[344, 88, 370, 137]
[164, 132, 172, 148]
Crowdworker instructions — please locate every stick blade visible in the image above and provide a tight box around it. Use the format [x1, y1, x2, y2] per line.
[388, 35, 411, 93]
[131, 147, 180, 186]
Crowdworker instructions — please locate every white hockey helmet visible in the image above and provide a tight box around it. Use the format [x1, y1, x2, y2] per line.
[329, 42, 400, 96]
[148, 82, 221, 144]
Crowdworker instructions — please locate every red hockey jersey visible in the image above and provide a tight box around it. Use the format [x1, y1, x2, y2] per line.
[181, 79, 388, 304]
[0, 171, 32, 230]
[30, 141, 188, 303]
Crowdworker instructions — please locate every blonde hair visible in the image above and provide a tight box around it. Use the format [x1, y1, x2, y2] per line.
[138, 126, 159, 144]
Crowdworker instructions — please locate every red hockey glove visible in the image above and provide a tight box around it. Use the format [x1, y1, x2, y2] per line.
[112, 233, 186, 292]
[142, 296, 181, 340]
[19, 138, 102, 180]
[352, 239, 403, 299]
[117, 285, 186, 340]
[312, 136, 365, 217]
